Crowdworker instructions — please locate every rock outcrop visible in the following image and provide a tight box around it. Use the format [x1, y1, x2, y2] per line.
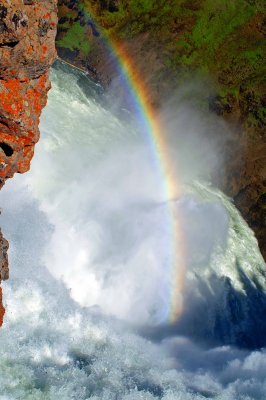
[0, 0, 57, 325]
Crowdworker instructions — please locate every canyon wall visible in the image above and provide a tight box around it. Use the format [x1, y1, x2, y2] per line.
[56, 0, 266, 259]
[0, 0, 57, 325]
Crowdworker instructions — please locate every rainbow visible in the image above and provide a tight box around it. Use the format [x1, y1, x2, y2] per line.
[60, 8, 187, 324]
[108, 41, 186, 323]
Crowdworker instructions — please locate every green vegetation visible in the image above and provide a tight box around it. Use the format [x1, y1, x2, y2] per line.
[191, 1, 254, 51]
[129, 0, 155, 14]
[57, 22, 91, 56]
[56, 0, 266, 115]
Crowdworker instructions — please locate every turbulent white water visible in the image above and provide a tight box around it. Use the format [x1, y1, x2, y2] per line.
[0, 62, 266, 399]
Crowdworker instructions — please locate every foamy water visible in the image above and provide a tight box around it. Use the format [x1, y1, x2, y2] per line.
[0, 62, 265, 399]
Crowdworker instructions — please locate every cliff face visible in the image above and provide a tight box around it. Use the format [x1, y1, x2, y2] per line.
[0, 0, 57, 325]
[56, 0, 266, 259]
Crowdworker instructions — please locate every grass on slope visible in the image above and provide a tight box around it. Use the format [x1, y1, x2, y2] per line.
[57, 0, 266, 110]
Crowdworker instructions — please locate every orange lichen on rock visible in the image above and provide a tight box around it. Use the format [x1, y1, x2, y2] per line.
[0, 0, 57, 325]
[0, 73, 51, 180]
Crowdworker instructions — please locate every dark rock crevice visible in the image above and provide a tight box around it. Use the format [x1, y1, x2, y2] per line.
[0, 41, 20, 48]
[0, 143, 13, 157]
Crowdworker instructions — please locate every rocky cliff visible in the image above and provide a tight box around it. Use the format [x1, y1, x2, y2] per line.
[0, 0, 57, 325]
[56, 0, 266, 259]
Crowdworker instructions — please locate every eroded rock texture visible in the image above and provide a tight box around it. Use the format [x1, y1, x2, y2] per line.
[0, 0, 57, 325]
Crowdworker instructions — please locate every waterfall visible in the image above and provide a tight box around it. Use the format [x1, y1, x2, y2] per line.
[0, 61, 265, 399]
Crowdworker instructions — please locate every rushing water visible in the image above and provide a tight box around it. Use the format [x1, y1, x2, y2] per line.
[0, 62, 265, 399]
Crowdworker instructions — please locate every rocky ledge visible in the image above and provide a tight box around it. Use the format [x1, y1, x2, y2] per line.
[0, 0, 57, 325]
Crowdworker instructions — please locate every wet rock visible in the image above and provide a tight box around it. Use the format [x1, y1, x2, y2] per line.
[0, 230, 8, 282]
[0, 0, 57, 325]
[0, 229, 8, 325]
[208, 95, 233, 116]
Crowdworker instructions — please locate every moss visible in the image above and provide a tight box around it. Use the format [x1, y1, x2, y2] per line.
[168, 0, 261, 75]
[244, 48, 264, 67]
[128, 0, 155, 14]
[191, 0, 255, 52]
[80, 39, 91, 55]
[56, 22, 91, 56]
